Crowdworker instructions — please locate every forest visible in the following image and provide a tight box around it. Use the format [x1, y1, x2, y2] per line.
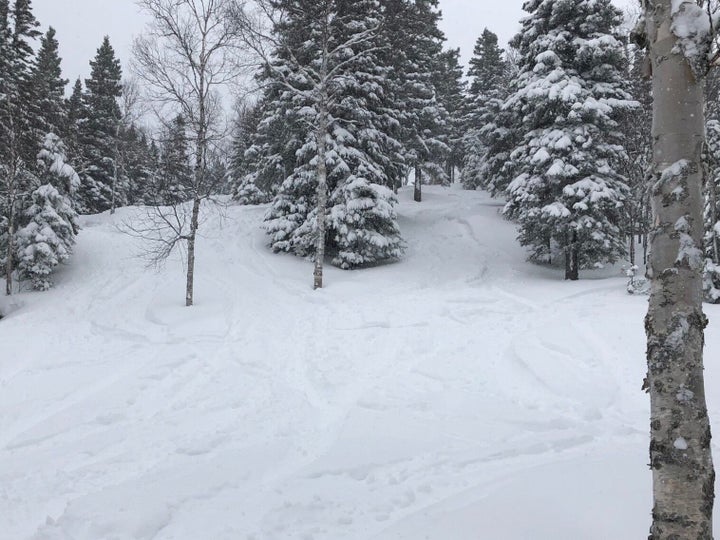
[2, 0, 720, 538]
[0, 0, 693, 295]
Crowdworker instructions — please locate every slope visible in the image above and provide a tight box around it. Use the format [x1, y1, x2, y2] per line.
[1, 185, 719, 539]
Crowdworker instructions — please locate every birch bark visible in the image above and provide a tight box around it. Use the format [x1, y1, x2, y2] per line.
[644, 1, 715, 537]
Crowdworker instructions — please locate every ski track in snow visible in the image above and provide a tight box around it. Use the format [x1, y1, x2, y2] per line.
[3, 185, 720, 539]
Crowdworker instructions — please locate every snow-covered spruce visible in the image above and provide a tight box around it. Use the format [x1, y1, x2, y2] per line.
[8, 134, 80, 291]
[76, 36, 123, 214]
[229, 101, 274, 205]
[383, 0, 449, 199]
[704, 118, 720, 301]
[624, 46, 652, 266]
[16, 184, 78, 290]
[153, 115, 193, 206]
[462, 28, 509, 192]
[330, 178, 404, 268]
[36, 133, 80, 199]
[261, 0, 405, 269]
[502, 0, 636, 280]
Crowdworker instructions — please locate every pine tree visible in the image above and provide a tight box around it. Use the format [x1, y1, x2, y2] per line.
[704, 118, 720, 301]
[618, 44, 652, 267]
[0, 0, 42, 294]
[36, 132, 80, 198]
[383, 0, 449, 201]
[64, 78, 84, 163]
[229, 101, 274, 204]
[16, 183, 77, 290]
[10, 0, 40, 164]
[258, 0, 405, 275]
[121, 126, 154, 205]
[702, 69, 720, 302]
[433, 48, 465, 184]
[502, 0, 635, 280]
[461, 28, 509, 191]
[30, 27, 67, 141]
[78, 36, 122, 213]
[154, 115, 192, 205]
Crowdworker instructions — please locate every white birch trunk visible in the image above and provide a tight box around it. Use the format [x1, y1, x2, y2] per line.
[185, 194, 200, 306]
[313, 11, 330, 290]
[313, 112, 328, 290]
[645, 1, 715, 537]
[186, 70, 206, 307]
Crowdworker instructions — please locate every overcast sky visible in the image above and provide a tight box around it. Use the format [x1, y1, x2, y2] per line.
[32, 0, 637, 88]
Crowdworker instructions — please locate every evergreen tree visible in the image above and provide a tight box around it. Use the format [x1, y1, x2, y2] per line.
[30, 26, 67, 141]
[36, 132, 79, 198]
[703, 69, 720, 302]
[121, 126, 154, 205]
[78, 36, 122, 213]
[704, 118, 720, 302]
[617, 44, 652, 268]
[0, 0, 42, 294]
[154, 115, 192, 205]
[260, 0, 405, 270]
[10, 0, 40, 164]
[16, 183, 77, 290]
[383, 0, 449, 201]
[462, 28, 509, 191]
[230, 100, 274, 204]
[433, 48, 465, 184]
[64, 78, 84, 163]
[502, 0, 635, 280]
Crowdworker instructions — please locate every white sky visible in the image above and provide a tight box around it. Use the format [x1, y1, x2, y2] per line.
[31, 0, 638, 89]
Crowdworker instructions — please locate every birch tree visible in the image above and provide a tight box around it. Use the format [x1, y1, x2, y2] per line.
[133, 0, 241, 306]
[640, 0, 716, 536]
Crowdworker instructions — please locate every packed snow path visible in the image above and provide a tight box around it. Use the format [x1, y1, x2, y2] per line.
[3, 186, 720, 539]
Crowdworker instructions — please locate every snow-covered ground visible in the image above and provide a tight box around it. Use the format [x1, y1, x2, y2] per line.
[3, 185, 720, 539]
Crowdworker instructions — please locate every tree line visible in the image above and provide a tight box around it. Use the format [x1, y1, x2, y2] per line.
[6, 0, 712, 296]
[0, 0, 230, 294]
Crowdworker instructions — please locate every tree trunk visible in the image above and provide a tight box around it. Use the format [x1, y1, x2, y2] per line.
[185, 195, 200, 307]
[111, 162, 117, 215]
[414, 164, 422, 202]
[313, 108, 328, 290]
[564, 229, 579, 280]
[5, 195, 15, 296]
[645, 1, 715, 537]
[111, 127, 119, 215]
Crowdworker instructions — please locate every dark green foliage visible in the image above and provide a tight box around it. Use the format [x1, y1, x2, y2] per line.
[382, 0, 449, 185]
[229, 101, 274, 204]
[31, 27, 67, 141]
[154, 115, 193, 205]
[260, 0, 405, 267]
[433, 48, 465, 184]
[462, 28, 510, 192]
[77, 36, 123, 213]
[502, 0, 634, 279]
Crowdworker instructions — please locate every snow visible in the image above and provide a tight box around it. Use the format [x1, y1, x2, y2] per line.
[671, 0, 712, 64]
[4, 185, 720, 539]
[674, 437, 689, 451]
